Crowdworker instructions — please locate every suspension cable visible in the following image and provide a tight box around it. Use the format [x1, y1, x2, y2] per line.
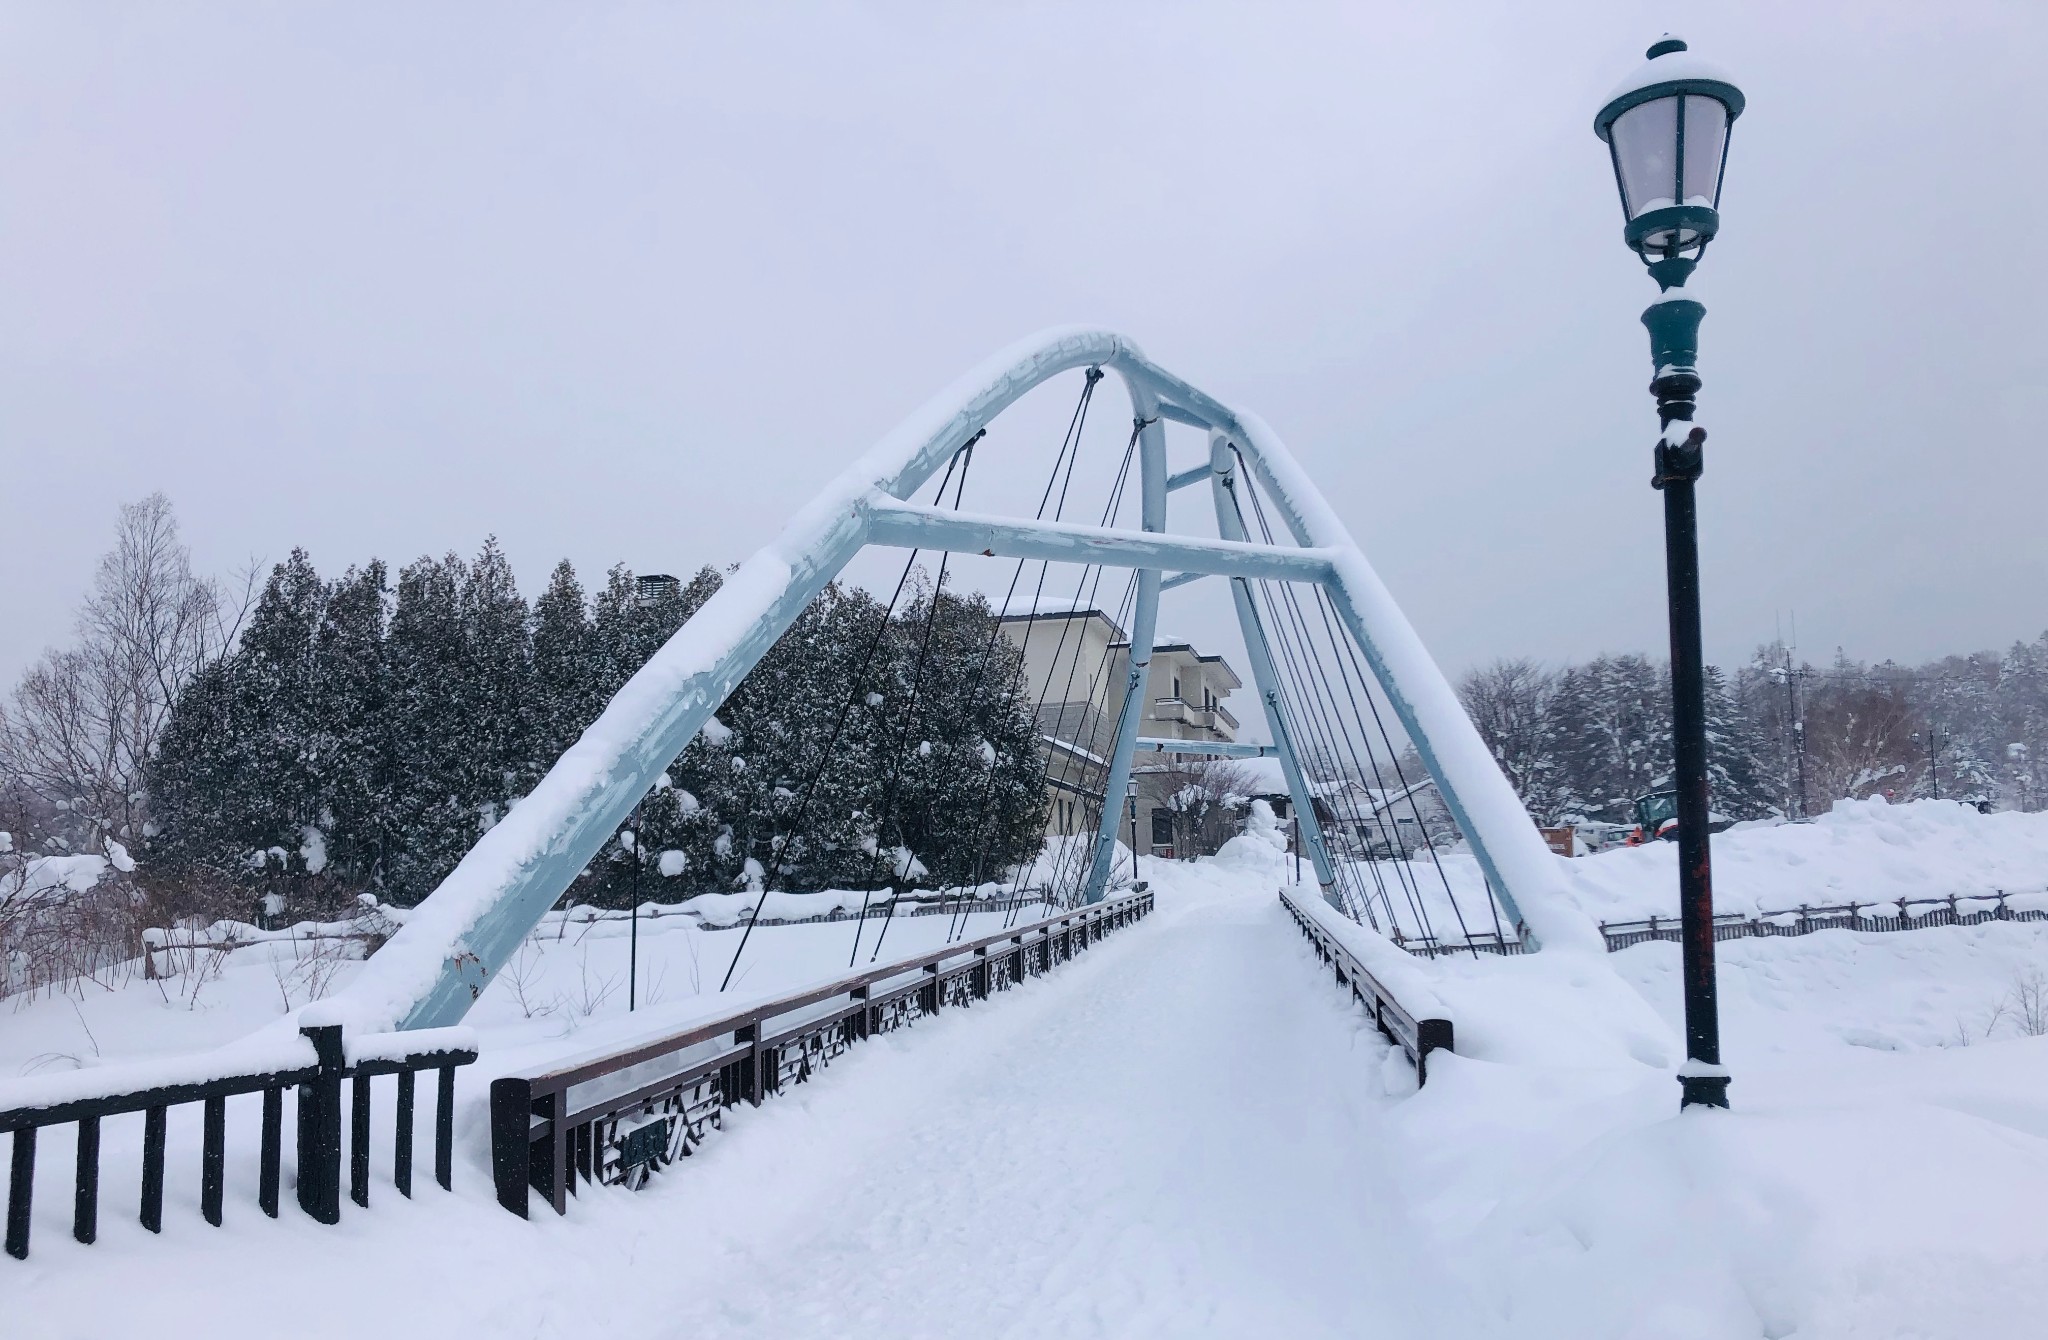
[1221, 472, 1395, 927]
[717, 436, 977, 990]
[984, 421, 1140, 931]
[1226, 470, 1416, 931]
[883, 368, 1105, 957]
[1236, 472, 1433, 937]
[1233, 453, 1487, 955]
[845, 442, 978, 964]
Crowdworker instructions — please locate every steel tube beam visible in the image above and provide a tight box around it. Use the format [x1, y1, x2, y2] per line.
[1208, 435, 1340, 900]
[1159, 571, 1206, 591]
[863, 500, 1333, 585]
[1165, 463, 1212, 492]
[1082, 403, 1170, 903]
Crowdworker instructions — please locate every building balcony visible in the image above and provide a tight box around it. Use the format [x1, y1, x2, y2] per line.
[1148, 698, 1239, 738]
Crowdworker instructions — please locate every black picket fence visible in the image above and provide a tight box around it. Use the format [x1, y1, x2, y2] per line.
[1, 1024, 475, 1260]
[1599, 890, 2048, 950]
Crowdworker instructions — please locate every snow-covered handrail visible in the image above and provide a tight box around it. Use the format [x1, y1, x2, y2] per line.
[1281, 886, 1455, 1083]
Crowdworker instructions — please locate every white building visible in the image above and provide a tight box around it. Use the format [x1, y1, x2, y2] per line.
[996, 608, 1248, 857]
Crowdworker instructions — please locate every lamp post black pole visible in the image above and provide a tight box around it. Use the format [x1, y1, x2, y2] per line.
[627, 800, 641, 1013]
[1646, 290, 1730, 1110]
[1127, 785, 1140, 882]
[1596, 33, 1743, 1110]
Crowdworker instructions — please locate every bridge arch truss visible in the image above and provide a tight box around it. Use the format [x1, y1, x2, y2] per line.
[330, 328, 1587, 1033]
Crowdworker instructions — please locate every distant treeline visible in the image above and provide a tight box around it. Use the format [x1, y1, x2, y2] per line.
[1459, 635, 2048, 825]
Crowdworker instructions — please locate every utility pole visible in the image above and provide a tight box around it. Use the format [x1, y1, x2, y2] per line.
[1782, 646, 1810, 820]
[1917, 727, 1947, 801]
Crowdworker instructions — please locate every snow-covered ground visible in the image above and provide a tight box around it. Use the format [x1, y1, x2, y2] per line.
[0, 899, 1058, 1080]
[1357, 796, 2048, 943]
[6, 801, 2048, 1338]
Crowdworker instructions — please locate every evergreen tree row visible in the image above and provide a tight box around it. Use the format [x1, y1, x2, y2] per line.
[1461, 653, 1801, 827]
[1460, 633, 2048, 827]
[144, 542, 1046, 917]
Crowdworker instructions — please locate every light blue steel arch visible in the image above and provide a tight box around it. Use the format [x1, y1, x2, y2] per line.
[321, 328, 1585, 1036]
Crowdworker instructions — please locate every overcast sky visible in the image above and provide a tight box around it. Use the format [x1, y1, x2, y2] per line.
[5, 1, 2045, 715]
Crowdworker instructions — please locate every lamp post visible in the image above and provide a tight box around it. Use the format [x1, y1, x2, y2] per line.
[1126, 778, 1140, 882]
[1596, 35, 1745, 1111]
[624, 795, 643, 1012]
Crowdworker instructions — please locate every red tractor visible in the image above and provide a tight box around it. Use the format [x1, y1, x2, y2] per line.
[1624, 788, 1735, 846]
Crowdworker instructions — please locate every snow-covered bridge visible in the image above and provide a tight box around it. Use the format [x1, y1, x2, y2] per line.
[9, 333, 2048, 1339]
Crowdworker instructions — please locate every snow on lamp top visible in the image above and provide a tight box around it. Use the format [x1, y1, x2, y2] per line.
[1594, 37, 1745, 262]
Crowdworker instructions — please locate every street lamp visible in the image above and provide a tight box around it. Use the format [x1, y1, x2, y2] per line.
[1596, 35, 1745, 1111]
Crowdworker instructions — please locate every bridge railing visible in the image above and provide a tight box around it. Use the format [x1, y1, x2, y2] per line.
[489, 890, 1154, 1218]
[1280, 887, 1455, 1084]
[1, 1023, 476, 1261]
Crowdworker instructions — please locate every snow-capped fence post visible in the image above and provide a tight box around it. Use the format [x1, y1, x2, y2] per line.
[297, 1024, 345, 1225]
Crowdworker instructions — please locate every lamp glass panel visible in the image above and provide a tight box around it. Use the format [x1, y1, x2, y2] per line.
[1612, 95, 1679, 217]
[1681, 95, 1729, 206]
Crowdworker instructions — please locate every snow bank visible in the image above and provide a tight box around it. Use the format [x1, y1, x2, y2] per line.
[1565, 797, 2048, 923]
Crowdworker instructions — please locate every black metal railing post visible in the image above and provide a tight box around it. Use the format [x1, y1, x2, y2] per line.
[72, 1113, 100, 1245]
[6, 1128, 34, 1259]
[200, 1095, 226, 1227]
[394, 1070, 416, 1198]
[489, 1077, 533, 1219]
[297, 1024, 345, 1225]
[140, 1106, 166, 1233]
[349, 1075, 372, 1208]
[259, 1086, 283, 1217]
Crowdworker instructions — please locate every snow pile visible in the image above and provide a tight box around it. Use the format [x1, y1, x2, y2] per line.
[1381, 916, 2048, 1339]
[1212, 796, 1291, 867]
[1564, 796, 2048, 922]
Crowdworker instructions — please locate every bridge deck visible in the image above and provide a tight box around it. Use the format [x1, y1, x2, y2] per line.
[645, 883, 1440, 1339]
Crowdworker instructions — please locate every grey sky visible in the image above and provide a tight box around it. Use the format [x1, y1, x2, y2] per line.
[5, 1, 2045, 717]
